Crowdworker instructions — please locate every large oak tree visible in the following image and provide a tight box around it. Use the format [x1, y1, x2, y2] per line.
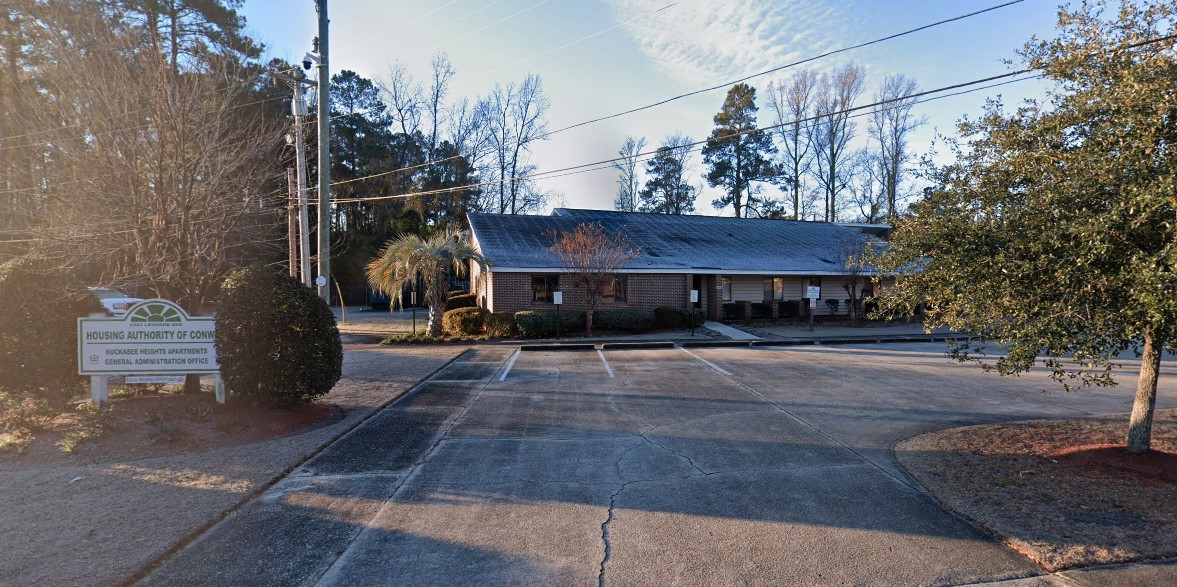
[874, 0, 1177, 453]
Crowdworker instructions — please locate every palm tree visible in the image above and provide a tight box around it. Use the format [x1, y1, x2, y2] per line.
[366, 227, 490, 336]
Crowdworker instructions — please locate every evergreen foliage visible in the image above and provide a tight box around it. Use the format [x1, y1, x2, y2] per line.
[445, 293, 478, 311]
[0, 259, 105, 404]
[592, 309, 653, 333]
[654, 306, 684, 329]
[873, 0, 1177, 452]
[485, 312, 518, 338]
[366, 227, 489, 336]
[215, 264, 342, 408]
[702, 83, 780, 218]
[442, 307, 486, 336]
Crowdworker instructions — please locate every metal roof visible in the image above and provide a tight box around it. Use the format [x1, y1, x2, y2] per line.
[468, 209, 883, 275]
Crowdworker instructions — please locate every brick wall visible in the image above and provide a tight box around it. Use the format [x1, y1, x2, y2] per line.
[486, 271, 692, 314]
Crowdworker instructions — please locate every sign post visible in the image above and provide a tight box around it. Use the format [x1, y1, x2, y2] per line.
[553, 291, 563, 339]
[410, 289, 417, 335]
[689, 289, 699, 336]
[806, 285, 821, 332]
[78, 299, 220, 404]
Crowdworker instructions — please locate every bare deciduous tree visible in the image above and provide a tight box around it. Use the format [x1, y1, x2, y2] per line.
[548, 223, 639, 334]
[847, 149, 887, 223]
[868, 74, 924, 223]
[485, 74, 550, 214]
[767, 69, 818, 220]
[11, 5, 284, 311]
[612, 135, 646, 212]
[836, 231, 872, 324]
[381, 62, 422, 137]
[812, 64, 865, 222]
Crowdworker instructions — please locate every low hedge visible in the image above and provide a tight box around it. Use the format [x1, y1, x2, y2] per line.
[780, 300, 800, 318]
[680, 307, 705, 329]
[485, 312, 517, 338]
[514, 310, 585, 338]
[722, 302, 742, 320]
[445, 293, 477, 311]
[592, 308, 653, 333]
[751, 302, 773, 319]
[442, 307, 486, 336]
[653, 305, 683, 329]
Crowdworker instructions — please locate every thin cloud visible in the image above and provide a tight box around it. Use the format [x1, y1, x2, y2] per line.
[607, 0, 856, 87]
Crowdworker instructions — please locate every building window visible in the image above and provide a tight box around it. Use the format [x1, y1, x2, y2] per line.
[602, 275, 627, 303]
[532, 275, 558, 303]
[763, 277, 785, 301]
[721, 277, 732, 302]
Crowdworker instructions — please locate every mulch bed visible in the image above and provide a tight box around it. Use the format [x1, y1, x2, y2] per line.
[895, 409, 1177, 571]
[0, 392, 341, 470]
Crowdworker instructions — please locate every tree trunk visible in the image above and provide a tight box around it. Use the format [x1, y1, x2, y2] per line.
[427, 301, 445, 336]
[1126, 330, 1162, 453]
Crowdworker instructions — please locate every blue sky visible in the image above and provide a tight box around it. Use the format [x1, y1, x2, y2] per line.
[240, 0, 1063, 214]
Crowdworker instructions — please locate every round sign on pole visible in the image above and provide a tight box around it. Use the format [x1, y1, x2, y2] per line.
[315, 275, 327, 288]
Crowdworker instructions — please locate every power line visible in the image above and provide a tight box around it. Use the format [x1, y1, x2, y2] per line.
[405, 0, 553, 62]
[462, 2, 681, 84]
[324, 68, 1047, 205]
[332, 0, 466, 56]
[544, 0, 1030, 137]
[323, 0, 1033, 189]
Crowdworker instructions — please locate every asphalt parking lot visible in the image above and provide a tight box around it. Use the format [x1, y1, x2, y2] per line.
[142, 342, 1177, 586]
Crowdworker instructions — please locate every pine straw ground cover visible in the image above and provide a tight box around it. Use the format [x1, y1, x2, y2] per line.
[895, 409, 1177, 571]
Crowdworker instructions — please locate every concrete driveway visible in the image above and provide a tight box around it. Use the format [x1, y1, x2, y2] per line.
[141, 342, 1177, 586]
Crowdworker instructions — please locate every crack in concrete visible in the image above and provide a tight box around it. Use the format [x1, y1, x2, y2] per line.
[598, 482, 626, 587]
[638, 432, 711, 476]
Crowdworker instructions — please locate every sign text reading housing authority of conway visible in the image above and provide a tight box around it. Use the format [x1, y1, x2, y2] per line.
[78, 299, 218, 375]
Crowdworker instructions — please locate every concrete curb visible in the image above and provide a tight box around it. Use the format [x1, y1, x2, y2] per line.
[518, 343, 596, 351]
[680, 340, 752, 348]
[512, 334, 969, 351]
[750, 334, 970, 346]
[599, 341, 677, 350]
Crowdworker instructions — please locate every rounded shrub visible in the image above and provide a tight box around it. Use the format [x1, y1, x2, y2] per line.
[514, 311, 554, 338]
[485, 312, 517, 338]
[680, 307, 706, 329]
[593, 309, 654, 333]
[654, 306, 684, 329]
[215, 264, 342, 409]
[445, 293, 478, 311]
[0, 259, 106, 403]
[443, 307, 486, 336]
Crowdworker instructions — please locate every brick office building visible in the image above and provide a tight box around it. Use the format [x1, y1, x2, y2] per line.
[467, 209, 886, 320]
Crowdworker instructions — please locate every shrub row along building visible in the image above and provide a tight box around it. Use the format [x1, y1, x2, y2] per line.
[466, 209, 888, 321]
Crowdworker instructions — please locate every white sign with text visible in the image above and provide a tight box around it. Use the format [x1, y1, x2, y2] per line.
[78, 299, 219, 375]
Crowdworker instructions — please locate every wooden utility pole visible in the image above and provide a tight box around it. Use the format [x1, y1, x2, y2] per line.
[271, 69, 315, 288]
[315, 0, 332, 304]
[287, 167, 298, 278]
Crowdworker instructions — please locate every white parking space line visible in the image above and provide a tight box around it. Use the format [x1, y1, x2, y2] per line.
[499, 349, 521, 381]
[597, 349, 616, 378]
[679, 347, 732, 376]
